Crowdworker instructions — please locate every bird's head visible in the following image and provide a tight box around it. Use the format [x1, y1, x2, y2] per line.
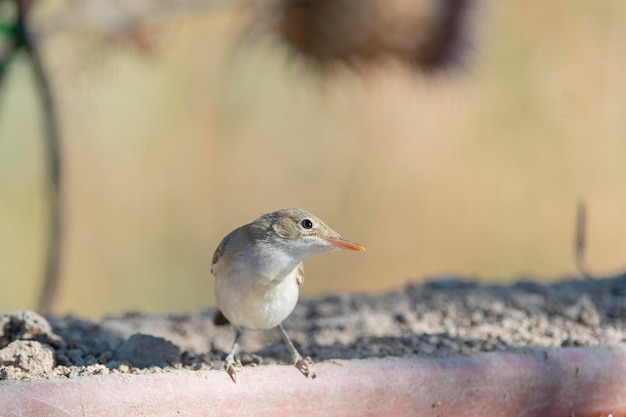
[257, 208, 365, 260]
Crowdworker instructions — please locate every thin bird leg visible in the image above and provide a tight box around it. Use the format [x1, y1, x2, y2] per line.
[277, 323, 316, 379]
[224, 330, 243, 383]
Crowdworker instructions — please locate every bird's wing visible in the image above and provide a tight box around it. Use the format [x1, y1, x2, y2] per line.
[211, 236, 228, 275]
[211, 236, 231, 326]
[296, 262, 305, 286]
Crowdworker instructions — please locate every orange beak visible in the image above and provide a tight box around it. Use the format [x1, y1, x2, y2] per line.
[324, 237, 366, 252]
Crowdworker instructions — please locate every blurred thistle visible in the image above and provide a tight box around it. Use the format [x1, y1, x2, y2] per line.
[265, 0, 478, 73]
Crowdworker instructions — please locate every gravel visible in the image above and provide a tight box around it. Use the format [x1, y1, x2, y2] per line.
[0, 274, 624, 381]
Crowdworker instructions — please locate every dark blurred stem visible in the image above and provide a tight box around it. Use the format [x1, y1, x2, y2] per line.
[16, 0, 64, 313]
[575, 200, 593, 280]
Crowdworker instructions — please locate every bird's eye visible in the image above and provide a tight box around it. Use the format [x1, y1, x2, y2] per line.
[301, 219, 313, 229]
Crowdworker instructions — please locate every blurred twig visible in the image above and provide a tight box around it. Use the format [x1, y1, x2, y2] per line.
[12, 0, 64, 313]
[575, 200, 594, 280]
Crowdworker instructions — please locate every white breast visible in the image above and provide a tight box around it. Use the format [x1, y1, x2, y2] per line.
[214, 267, 300, 330]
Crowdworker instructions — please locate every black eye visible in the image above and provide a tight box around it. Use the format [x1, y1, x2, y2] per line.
[301, 219, 313, 229]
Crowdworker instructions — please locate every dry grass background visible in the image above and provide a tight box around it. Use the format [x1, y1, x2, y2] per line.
[0, 0, 625, 316]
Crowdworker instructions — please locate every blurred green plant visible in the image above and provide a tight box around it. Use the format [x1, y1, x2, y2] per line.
[0, 0, 63, 314]
[1, 0, 19, 86]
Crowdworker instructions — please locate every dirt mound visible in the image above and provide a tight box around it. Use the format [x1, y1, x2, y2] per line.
[1, 274, 624, 380]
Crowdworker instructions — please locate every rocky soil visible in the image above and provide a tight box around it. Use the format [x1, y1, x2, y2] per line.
[1, 274, 625, 381]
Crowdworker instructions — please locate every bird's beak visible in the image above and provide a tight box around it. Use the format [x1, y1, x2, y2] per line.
[324, 237, 366, 252]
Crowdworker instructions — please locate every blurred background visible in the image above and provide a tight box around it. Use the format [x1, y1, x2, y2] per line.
[0, 0, 625, 317]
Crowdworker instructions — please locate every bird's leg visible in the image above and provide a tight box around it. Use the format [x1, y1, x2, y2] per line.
[277, 323, 316, 379]
[224, 329, 243, 383]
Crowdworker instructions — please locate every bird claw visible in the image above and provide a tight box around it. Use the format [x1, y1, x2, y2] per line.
[294, 356, 316, 379]
[224, 359, 242, 383]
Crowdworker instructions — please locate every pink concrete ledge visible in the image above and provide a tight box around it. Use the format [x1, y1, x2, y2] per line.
[1, 346, 625, 417]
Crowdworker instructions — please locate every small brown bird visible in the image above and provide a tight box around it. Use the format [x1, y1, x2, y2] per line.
[211, 208, 365, 382]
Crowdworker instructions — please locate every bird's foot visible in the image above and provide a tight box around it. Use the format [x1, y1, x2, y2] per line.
[224, 358, 242, 383]
[294, 356, 316, 379]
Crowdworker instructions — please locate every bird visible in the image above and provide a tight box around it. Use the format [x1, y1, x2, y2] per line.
[211, 208, 365, 382]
